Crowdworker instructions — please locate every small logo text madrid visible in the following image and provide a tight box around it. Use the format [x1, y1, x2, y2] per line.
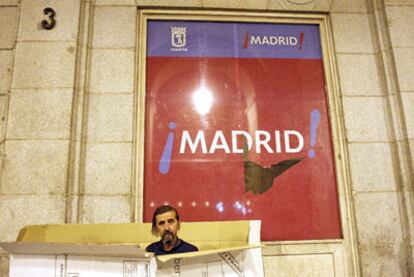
[250, 35, 298, 46]
[244, 31, 298, 48]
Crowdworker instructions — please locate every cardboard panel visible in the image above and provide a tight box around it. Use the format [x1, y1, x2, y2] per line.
[3, 221, 263, 276]
[13, 221, 251, 251]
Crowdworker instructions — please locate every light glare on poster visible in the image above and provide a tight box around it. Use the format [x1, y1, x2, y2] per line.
[193, 86, 213, 115]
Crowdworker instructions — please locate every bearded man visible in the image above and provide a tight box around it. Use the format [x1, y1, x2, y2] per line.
[146, 205, 199, 255]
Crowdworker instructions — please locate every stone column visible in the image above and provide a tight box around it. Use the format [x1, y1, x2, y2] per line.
[331, 0, 414, 275]
[76, 0, 137, 224]
[0, 0, 82, 241]
[0, 4, 20, 275]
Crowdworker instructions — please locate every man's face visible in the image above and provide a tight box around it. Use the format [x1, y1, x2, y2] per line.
[155, 211, 180, 243]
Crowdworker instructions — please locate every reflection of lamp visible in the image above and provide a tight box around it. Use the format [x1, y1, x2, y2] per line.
[193, 86, 213, 115]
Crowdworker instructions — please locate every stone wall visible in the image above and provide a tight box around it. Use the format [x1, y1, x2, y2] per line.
[341, 0, 414, 276]
[0, 0, 413, 276]
[0, 1, 18, 276]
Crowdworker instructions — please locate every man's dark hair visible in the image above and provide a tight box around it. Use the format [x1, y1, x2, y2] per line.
[151, 205, 180, 235]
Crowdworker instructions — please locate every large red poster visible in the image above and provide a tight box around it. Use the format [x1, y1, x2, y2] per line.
[143, 20, 342, 241]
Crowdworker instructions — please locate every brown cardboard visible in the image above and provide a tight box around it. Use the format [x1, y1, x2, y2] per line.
[0, 242, 147, 257]
[1, 221, 264, 277]
[14, 221, 251, 251]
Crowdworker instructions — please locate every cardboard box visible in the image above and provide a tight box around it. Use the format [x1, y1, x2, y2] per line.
[0, 221, 263, 277]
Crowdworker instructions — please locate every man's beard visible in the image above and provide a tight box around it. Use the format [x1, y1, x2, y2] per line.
[162, 231, 175, 246]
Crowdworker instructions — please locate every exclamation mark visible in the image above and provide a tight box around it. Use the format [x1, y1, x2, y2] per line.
[308, 109, 320, 159]
[243, 32, 249, 49]
[159, 122, 176, 174]
[299, 32, 304, 50]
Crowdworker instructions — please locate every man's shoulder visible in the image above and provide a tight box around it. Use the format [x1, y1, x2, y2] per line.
[146, 241, 162, 252]
[178, 240, 199, 252]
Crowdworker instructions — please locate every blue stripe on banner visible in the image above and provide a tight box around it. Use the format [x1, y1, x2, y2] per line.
[147, 20, 322, 59]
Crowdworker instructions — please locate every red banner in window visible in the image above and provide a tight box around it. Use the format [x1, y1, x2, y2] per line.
[143, 20, 342, 241]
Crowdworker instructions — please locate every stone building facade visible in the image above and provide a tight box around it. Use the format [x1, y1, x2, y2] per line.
[0, 0, 413, 276]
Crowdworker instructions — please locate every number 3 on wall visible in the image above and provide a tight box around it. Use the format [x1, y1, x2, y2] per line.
[41, 7, 56, 30]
